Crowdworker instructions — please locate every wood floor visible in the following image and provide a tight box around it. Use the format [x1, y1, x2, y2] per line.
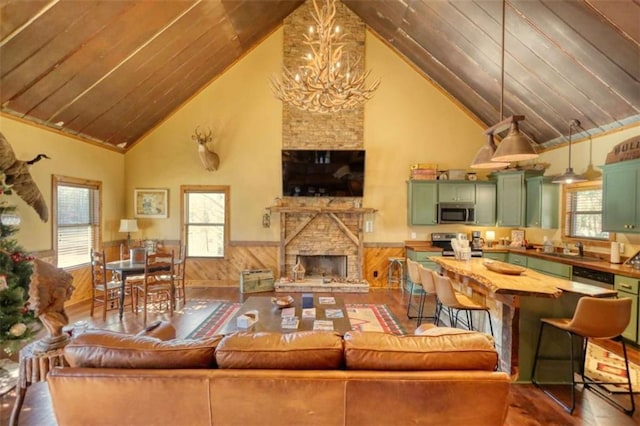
[1, 286, 638, 426]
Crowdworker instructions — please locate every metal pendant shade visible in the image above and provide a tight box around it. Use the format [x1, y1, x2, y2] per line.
[470, 134, 509, 169]
[471, 0, 538, 167]
[492, 122, 538, 162]
[552, 119, 587, 184]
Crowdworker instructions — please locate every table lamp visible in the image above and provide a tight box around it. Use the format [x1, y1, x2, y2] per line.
[119, 219, 138, 248]
[486, 231, 495, 248]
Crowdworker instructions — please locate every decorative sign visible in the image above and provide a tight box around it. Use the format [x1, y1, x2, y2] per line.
[605, 136, 640, 164]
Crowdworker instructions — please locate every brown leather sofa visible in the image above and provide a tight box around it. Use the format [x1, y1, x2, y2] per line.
[48, 324, 510, 426]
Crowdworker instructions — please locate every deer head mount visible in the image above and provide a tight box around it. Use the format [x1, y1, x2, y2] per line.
[191, 126, 220, 171]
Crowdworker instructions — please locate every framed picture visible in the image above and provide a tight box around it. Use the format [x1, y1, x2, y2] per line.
[134, 189, 168, 218]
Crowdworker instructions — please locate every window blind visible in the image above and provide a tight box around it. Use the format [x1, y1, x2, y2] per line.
[56, 182, 100, 268]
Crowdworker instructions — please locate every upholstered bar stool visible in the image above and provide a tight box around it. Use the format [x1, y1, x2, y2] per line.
[433, 273, 494, 337]
[387, 256, 405, 292]
[531, 297, 634, 415]
[415, 264, 438, 326]
[405, 259, 421, 319]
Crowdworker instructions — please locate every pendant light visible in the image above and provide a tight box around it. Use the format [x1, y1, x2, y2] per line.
[470, 134, 509, 169]
[490, 0, 537, 163]
[552, 119, 587, 184]
[471, 0, 537, 167]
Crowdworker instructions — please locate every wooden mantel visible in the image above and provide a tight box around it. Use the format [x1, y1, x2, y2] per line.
[268, 205, 376, 280]
[268, 206, 377, 214]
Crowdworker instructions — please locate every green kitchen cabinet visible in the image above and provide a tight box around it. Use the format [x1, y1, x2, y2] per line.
[495, 170, 544, 228]
[602, 159, 640, 233]
[475, 182, 496, 226]
[496, 172, 526, 227]
[614, 275, 639, 342]
[526, 257, 571, 279]
[407, 180, 438, 226]
[526, 176, 559, 229]
[508, 253, 528, 267]
[483, 252, 507, 262]
[438, 182, 475, 203]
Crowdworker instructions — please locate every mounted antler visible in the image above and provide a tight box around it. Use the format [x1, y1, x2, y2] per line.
[191, 126, 219, 171]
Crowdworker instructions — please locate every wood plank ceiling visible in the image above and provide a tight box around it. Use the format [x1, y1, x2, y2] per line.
[1, 0, 638, 152]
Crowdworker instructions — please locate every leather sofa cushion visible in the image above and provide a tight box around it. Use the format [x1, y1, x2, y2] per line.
[65, 329, 221, 369]
[216, 331, 343, 369]
[343, 331, 498, 371]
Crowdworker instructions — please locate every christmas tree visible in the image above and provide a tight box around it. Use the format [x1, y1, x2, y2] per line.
[0, 174, 39, 355]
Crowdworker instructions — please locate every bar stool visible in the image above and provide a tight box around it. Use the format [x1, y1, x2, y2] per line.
[415, 264, 438, 326]
[433, 273, 494, 337]
[387, 256, 405, 291]
[531, 297, 634, 415]
[405, 259, 420, 318]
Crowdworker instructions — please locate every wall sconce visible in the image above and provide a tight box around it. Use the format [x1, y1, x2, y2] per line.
[262, 210, 271, 228]
[364, 211, 375, 233]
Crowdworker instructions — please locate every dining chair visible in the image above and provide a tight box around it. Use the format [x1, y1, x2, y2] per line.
[531, 297, 634, 415]
[172, 244, 187, 306]
[90, 249, 131, 321]
[433, 272, 494, 337]
[133, 250, 175, 325]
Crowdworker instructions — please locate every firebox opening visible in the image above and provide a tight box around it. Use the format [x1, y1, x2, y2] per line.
[296, 255, 347, 279]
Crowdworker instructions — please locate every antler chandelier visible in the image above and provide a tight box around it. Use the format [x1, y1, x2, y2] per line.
[270, 0, 380, 113]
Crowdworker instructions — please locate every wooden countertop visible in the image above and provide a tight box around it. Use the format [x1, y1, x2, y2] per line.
[431, 257, 618, 298]
[405, 241, 640, 279]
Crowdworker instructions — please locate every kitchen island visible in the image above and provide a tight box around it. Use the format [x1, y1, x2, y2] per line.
[431, 257, 617, 382]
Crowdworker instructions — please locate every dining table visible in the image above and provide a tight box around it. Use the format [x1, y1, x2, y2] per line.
[105, 259, 177, 320]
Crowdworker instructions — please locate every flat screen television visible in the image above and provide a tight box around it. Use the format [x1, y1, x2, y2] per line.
[282, 149, 365, 197]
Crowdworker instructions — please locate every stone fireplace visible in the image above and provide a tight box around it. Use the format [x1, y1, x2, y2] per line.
[271, 2, 371, 293]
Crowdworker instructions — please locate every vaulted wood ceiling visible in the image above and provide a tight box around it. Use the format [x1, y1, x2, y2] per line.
[1, 0, 638, 152]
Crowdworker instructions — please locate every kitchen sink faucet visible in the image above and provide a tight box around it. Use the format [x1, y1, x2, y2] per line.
[575, 242, 584, 257]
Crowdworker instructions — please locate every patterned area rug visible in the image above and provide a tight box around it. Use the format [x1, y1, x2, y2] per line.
[585, 342, 640, 393]
[187, 302, 406, 339]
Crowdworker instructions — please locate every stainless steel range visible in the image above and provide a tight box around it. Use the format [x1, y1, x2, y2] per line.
[431, 232, 483, 257]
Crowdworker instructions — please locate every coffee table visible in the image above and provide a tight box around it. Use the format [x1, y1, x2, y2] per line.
[220, 295, 352, 335]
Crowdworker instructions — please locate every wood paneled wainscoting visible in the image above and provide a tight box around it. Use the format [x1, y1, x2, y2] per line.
[43, 242, 406, 309]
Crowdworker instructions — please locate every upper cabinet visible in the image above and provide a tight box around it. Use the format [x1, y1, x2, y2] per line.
[475, 182, 496, 226]
[438, 183, 475, 203]
[526, 176, 559, 229]
[496, 172, 526, 227]
[603, 159, 640, 233]
[407, 180, 438, 226]
[495, 170, 544, 228]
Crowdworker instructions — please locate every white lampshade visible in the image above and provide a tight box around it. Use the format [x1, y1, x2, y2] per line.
[119, 219, 138, 233]
[486, 231, 496, 241]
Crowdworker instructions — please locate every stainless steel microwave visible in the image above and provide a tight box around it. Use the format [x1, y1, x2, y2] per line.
[437, 203, 475, 224]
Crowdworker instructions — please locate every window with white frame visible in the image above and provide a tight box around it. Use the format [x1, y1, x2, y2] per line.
[53, 176, 101, 268]
[182, 186, 229, 258]
[562, 182, 610, 241]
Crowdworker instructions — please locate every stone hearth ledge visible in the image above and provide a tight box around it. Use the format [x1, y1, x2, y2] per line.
[275, 278, 369, 293]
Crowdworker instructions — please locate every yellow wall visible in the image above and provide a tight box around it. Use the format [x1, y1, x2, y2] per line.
[127, 28, 488, 244]
[0, 116, 125, 251]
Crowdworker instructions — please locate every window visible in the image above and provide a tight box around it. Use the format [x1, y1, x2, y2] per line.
[181, 185, 229, 258]
[562, 181, 611, 242]
[53, 176, 101, 268]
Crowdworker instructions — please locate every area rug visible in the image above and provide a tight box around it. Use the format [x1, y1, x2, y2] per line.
[186, 302, 406, 339]
[585, 341, 640, 393]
